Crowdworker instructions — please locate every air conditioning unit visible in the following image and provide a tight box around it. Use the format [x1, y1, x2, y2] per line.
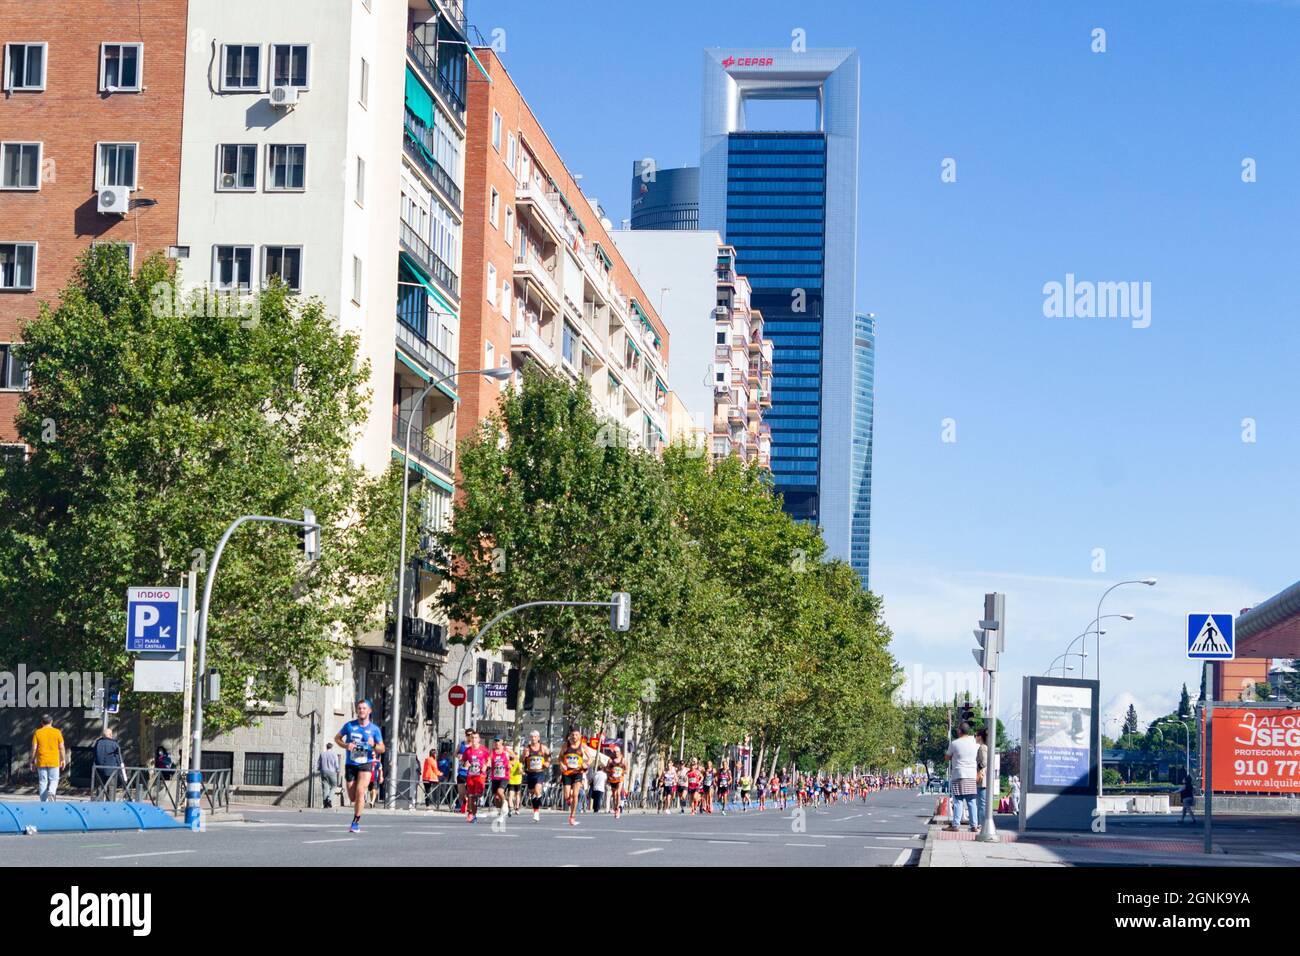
[220, 172, 238, 189]
[714, 306, 729, 318]
[97, 185, 130, 216]
[269, 84, 299, 109]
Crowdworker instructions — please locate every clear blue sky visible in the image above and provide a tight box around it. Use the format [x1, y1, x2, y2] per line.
[482, 0, 1300, 731]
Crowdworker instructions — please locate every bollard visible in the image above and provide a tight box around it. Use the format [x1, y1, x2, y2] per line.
[185, 770, 203, 830]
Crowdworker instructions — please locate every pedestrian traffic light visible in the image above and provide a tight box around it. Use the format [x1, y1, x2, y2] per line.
[298, 508, 319, 563]
[506, 667, 520, 710]
[522, 671, 537, 710]
[105, 680, 121, 715]
[610, 591, 631, 632]
[960, 697, 976, 727]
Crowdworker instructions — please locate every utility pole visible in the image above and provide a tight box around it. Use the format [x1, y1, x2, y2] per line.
[973, 592, 1005, 843]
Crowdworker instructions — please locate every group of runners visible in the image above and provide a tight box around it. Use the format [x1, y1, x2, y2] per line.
[335, 697, 919, 835]
[654, 761, 921, 815]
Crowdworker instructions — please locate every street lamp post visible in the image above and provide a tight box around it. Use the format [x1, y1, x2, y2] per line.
[1093, 579, 1156, 799]
[1062, 615, 1135, 675]
[387, 366, 511, 809]
[1044, 654, 1075, 677]
[1157, 719, 1191, 779]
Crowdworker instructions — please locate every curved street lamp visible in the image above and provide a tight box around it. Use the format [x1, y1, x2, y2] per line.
[1062, 614, 1135, 674]
[387, 365, 511, 809]
[1094, 579, 1156, 798]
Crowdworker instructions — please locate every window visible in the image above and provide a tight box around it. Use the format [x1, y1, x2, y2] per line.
[359, 57, 369, 107]
[266, 144, 305, 191]
[0, 243, 36, 291]
[506, 133, 516, 172]
[491, 111, 502, 151]
[355, 156, 365, 206]
[562, 322, 577, 365]
[500, 283, 511, 323]
[200, 751, 234, 773]
[1, 143, 40, 190]
[100, 43, 142, 92]
[333, 663, 346, 713]
[262, 246, 302, 291]
[489, 187, 499, 228]
[352, 256, 362, 304]
[90, 241, 134, 271]
[476, 658, 488, 683]
[485, 341, 495, 373]
[486, 263, 497, 306]
[4, 43, 46, 92]
[216, 144, 256, 191]
[96, 143, 138, 190]
[0, 345, 28, 390]
[504, 207, 514, 246]
[424, 678, 438, 721]
[716, 330, 726, 345]
[272, 44, 309, 88]
[221, 44, 261, 91]
[243, 752, 284, 787]
[212, 245, 253, 291]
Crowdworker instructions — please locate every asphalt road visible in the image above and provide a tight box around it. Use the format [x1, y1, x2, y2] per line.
[0, 787, 933, 867]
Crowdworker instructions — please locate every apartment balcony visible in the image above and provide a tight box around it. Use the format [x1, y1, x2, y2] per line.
[406, 31, 465, 122]
[516, 180, 569, 244]
[513, 250, 562, 311]
[384, 615, 448, 656]
[395, 318, 456, 381]
[747, 361, 760, 384]
[402, 122, 462, 210]
[716, 264, 736, 285]
[399, 220, 459, 299]
[512, 321, 558, 368]
[393, 412, 454, 478]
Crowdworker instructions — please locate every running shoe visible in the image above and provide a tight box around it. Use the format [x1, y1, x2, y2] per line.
[349, 820, 360, 834]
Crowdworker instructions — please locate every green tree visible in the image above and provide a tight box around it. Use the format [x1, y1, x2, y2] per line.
[1178, 683, 1191, 719]
[0, 250, 404, 734]
[1123, 703, 1139, 736]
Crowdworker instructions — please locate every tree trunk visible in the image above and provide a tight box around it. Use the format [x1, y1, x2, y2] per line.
[510, 659, 531, 747]
[754, 732, 767, 784]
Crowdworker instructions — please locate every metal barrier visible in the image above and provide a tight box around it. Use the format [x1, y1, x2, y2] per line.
[92, 766, 231, 814]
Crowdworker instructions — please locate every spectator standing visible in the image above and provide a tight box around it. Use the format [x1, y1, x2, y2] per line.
[421, 747, 442, 807]
[975, 728, 990, 833]
[318, 742, 341, 808]
[31, 715, 67, 802]
[92, 726, 126, 800]
[591, 764, 608, 813]
[944, 722, 979, 832]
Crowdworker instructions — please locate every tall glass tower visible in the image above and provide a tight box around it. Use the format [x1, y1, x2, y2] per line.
[699, 48, 861, 565]
[851, 313, 875, 588]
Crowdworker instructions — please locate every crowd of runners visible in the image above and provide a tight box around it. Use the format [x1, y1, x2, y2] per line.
[334, 699, 923, 834]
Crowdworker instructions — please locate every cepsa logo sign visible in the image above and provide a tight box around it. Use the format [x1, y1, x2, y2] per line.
[721, 56, 775, 68]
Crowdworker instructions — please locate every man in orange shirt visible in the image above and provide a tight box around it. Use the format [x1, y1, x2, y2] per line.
[421, 747, 442, 807]
[31, 714, 67, 802]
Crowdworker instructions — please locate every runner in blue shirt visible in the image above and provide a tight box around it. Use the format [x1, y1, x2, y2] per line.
[335, 698, 385, 833]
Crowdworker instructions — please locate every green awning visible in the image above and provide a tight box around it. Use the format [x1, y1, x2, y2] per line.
[630, 300, 661, 348]
[399, 252, 456, 316]
[625, 335, 642, 360]
[655, 377, 667, 395]
[465, 44, 492, 83]
[405, 66, 435, 125]
[392, 449, 454, 494]
[594, 243, 613, 269]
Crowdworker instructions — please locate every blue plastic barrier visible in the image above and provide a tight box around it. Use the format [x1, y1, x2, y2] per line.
[0, 801, 184, 834]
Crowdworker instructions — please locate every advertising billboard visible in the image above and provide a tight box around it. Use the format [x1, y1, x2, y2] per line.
[1033, 682, 1094, 788]
[1209, 707, 1300, 793]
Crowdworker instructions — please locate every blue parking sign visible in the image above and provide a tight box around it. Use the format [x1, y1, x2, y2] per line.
[1187, 613, 1234, 661]
[126, 587, 182, 653]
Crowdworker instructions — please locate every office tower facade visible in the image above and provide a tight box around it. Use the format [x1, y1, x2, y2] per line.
[461, 49, 673, 460]
[698, 48, 860, 565]
[613, 229, 772, 467]
[0, 0, 190, 455]
[851, 312, 875, 588]
[629, 162, 700, 230]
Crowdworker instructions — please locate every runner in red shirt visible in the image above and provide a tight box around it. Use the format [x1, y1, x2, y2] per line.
[461, 731, 490, 823]
[685, 758, 704, 815]
[605, 745, 628, 820]
[488, 736, 513, 817]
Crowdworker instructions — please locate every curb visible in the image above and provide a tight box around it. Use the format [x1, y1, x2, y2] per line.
[919, 822, 939, 867]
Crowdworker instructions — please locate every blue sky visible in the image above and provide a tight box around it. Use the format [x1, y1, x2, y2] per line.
[483, 0, 1300, 732]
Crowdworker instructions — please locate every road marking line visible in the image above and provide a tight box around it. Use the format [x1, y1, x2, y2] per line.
[632, 837, 672, 842]
[555, 835, 594, 840]
[875, 836, 914, 841]
[100, 850, 196, 860]
[401, 831, 446, 835]
[707, 839, 749, 845]
[785, 842, 826, 847]
[629, 847, 663, 855]
[892, 849, 912, 867]
[302, 838, 353, 844]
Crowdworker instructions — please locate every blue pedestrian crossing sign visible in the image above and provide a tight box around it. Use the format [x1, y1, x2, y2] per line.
[1187, 613, 1234, 661]
[126, 586, 182, 653]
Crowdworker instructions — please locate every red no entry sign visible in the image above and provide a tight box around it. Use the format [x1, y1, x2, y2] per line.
[448, 684, 467, 707]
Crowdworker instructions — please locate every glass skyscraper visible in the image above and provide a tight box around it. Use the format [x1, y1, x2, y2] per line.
[699, 48, 862, 568]
[851, 312, 875, 588]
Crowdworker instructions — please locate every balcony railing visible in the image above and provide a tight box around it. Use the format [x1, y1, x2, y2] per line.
[393, 412, 454, 476]
[395, 318, 456, 380]
[385, 615, 448, 655]
[406, 32, 465, 119]
[400, 219, 460, 298]
[402, 124, 462, 209]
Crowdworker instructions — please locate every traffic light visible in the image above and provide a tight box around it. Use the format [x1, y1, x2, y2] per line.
[523, 671, 537, 710]
[298, 508, 319, 563]
[972, 591, 1004, 672]
[610, 591, 631, 632]
[960, 696, 976, 727]
[105, 680, 121, 715]
[506, 667, 520, 710]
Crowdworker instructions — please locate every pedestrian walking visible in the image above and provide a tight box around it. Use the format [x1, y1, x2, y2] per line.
[944, 722, 979, 832]
[318, 742, 341, 808]
[92, 726, 126, 800]
[1179, 777, 1196, 824]
[31, 714, 67, 802]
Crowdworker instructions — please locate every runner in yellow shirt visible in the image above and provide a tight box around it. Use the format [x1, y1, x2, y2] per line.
[508, 751, 524, 815]
[31, 715, 67, 802]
